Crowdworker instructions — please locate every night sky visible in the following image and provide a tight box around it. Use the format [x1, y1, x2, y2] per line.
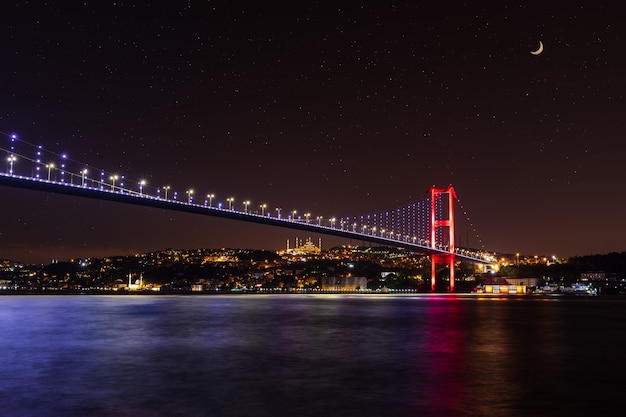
[1, 2, 624, 264]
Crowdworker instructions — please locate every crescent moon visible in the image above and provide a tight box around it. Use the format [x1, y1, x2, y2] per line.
[530, 41, 544, 55]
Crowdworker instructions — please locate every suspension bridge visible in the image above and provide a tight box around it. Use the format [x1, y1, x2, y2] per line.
[1, 132, 496, 291]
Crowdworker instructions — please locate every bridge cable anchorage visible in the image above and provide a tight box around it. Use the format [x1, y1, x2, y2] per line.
[2, 132, 491, 273]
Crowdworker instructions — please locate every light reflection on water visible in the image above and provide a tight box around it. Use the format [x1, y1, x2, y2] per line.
[0, 294, 625, 417]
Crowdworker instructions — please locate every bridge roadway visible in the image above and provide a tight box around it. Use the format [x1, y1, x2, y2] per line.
[0, 173, 490, 263]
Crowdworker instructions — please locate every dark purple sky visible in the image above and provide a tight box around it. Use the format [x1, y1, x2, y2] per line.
[1, 2, 624, 264]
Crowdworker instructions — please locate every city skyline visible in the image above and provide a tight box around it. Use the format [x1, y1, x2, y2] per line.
[1, 2, 624, 263]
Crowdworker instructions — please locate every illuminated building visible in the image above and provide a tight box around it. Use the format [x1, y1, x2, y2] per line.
[280, 237, 322, 256]
[321, 276, 368, 291]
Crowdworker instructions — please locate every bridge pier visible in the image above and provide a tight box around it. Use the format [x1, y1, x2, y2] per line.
[431, 254, 455, 292]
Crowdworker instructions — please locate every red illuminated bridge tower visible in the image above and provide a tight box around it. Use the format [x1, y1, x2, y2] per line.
[430, 185, 456, 292]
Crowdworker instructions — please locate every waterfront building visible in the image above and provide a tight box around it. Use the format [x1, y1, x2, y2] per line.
[321, 276, 368, 291]
[478, 277, 528, 294]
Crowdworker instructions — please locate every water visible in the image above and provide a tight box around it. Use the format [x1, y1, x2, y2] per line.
[1, 294, 625, 417]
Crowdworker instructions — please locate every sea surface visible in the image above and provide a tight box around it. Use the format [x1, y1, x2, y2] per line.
[1, 294, 625, 417]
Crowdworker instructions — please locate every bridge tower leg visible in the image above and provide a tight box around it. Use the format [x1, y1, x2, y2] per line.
[430, 185, 456, 292]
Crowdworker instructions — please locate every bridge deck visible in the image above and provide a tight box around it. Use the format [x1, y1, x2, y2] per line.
[0, 173, 491, 263]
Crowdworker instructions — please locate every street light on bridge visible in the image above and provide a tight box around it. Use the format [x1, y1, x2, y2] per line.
[260, 204, 266, 216]
[276, 207, 281, 219]
[291, 210, 297, 221]
[7, 155, 16, 175]
[46, 163, 54, 181]
[227, 197, 234, 210]
[186, 189, 194, 204]
[304, 213, 310, 223]
[110, 175, 119, 191]
[243, 200, 250, 213]
[81, 169, 88, 187]
[139, 180, 146, 196]
[207, 194, 215, 207]
[162, 186, 170, 200]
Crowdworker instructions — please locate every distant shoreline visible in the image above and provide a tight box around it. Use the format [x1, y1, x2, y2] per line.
[0, 290, 611, 297]
[0, 289, 428, 295]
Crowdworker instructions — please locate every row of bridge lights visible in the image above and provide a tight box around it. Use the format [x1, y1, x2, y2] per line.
[6, 151, 491, 258]
[9, 154, 327, 224]
[3, 134, 493, 259]
[4, 141, 487, 257]
[4, 154, 429, 242]
[35, 164, 428, 243]
[2, 143, 416, 234]
[6, 153, 70, 182]
[5, 155, 435, 237]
